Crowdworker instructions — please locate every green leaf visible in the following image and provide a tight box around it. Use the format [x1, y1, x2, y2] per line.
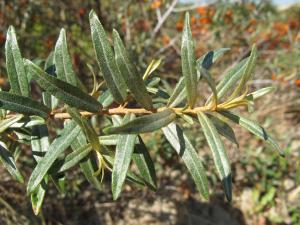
[27, 122, 81, 194]
[66, 107, 101, 153]
[0, 114, 23, 133]
[0, 141, 24, 183]
[246, 86, 275, 101]
[112, 113, 137, 199]
[230, 44, 258, 99]
[206, 57, 248, 104]
[197, 112, 232, 201]
[181, 12, 198, 108]
[59, 143, 92, 172]
[104, 109, 176, 134]
[71, 132, 102, 190]
[89, 10, 127, 103]
[199, 67, 217, 106]
[167, 77, 186, 107]
[218, 110, 284, 156]
[0, 91, 50, 119]
[162, 123, 209, 199]
[5, 26, 29, 96]
[196, 48, 230, 69]
[30, 124, 50, 215]
[208, 114, 238, 146]
[113, 30, 152, 110]
[132, 136, 157, 190]
[97, 90, 114, 108]
[54, 28, 77, 86]
[25, 60, 102, 112]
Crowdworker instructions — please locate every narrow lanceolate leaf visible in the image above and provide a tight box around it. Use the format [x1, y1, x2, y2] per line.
[181, 12, 198, 108]
[104, 109, 176, 134]
[230, 44, 258, 99]
[218, 110, 284, 156]
[89, 10, 127, 103]
[162, 123, 209, 199]
[71, 132, 102, 190]
[0, 142, 24, 183]
[27, 122, 81, 194]
[197, 48, 230, 69]
[167, 77, 186, 107]
[197, 112, 232, 201]
[208, 114, 238, 146]
[0, 91, 50, 118]
[66, 107, 101, 153]
[113, 30, 152, 110]
[25, 60, 102, 112]
[59, 143, 92, 172]
[112, 114, 137, 199]
[30, 124, 50, 215]
[199, 68, 217, 106]
[132, 137, 157, 190]
[54, 29, 77, 86]
[0, 114, 23, 133]
[206, 57, 248, 104]
[5, 26, 29, 96]
[142, 58, 162, 80]
[246, 86, 275, 101]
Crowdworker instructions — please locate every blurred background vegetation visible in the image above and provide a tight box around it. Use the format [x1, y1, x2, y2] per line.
[0, 0, 300, 224]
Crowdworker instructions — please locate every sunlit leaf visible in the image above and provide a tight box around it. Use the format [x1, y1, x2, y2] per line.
[89, 10, 127, 103]
[25, 60, 102, 113]
[5, 26, 29, 96]
[112, 113, 137, 199]
[218, 110, 284, 156]
[54, 28, 77, 86]
[143, 58, 162, 80]
[0, 114, 23, 133]
[197, 112, 232, 201]
[181, 12, 198, 108]
[162, 123, 209, 199]
[27, 122, 81, 194]
[113, 30, 152, 110]
[104, 109, 176, 134]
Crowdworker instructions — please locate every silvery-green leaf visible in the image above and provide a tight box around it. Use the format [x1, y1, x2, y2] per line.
[98, 90, 114, 108]
[208, 113, 238, 146]
[181, 12, 198, 108]
[0, 91, 50, 118]
[59, 143, 92, 172]
[197, 48, 230, 69]
[54, 28, 77, 86]
[25, 60, 102, 112]
[162, 123, 209, 199]
[71, 132, 102, 190]
[5, 26, 29, 96]
[246, 86, 275, 101]
[27, 121, 81, 194]
[113, 30, 152, 110]
[218, 110, 284, 156]
[0, 114, 23, 133]
[89, 10, 127, 103]
[104, 109, 176, 134]
[199, 67, 217, 105]
[206, 57, 248, 104]
[0, 141, 24, 183]
[112, 113, 137, 199]
[197, 112, 232, 201]
[132, 137, 157, 190]
[230, 44, 257, 98]
[167, 77, 186, 107]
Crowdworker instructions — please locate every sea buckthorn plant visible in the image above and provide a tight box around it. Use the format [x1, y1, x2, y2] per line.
[0, 10, 283, 215]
